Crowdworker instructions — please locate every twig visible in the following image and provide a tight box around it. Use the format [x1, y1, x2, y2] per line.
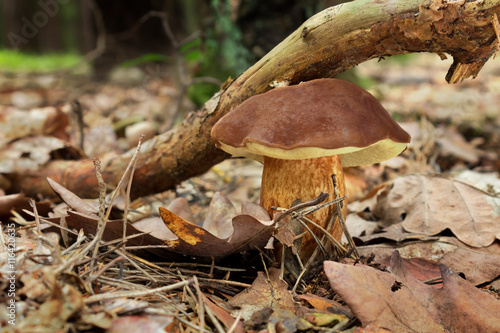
[85, 256, 124, 284]
[84, 279, 191, 304]
[28, 199, 42, 249]
[197, 278, 251, 289]
[60, 230, 87, 256]
[196, 277, 225, 333]
[71, 100, 85, 151]
[331, 174, 359, 259]
[298, 215, 349, 255]
[90, 158, 107, 272]
[274, 192, 329, 222]
[292, 268, 308, 294]
[113, 249, 158, 283]
[226, 312, 243, 333]
[122, 135, 145, 249]
[295, 217, 329, 259]
[80, 0, 106, 64]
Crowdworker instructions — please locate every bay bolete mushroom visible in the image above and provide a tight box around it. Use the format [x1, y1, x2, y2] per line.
[211, 78, 410, 260]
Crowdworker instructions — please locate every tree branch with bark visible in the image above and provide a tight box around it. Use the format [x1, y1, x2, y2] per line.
[10, 0, 500, 199]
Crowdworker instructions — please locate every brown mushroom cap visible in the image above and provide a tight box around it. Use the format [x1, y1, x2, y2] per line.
[211, 78, 410, 167]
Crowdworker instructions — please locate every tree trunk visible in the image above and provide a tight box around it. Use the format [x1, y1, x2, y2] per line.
[11, 0, 500, 199]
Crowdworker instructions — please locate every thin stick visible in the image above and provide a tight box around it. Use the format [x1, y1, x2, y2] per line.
[226, 312, 243, 333]
[89, 158, 107, 273]
[274, 192, 329, 222]
[196, 277, 225, 333]
[331, 174, 359, 259]
[122, 135, 144, 249]
[298, 215, 349, 254]
[292, 268, 308, 294]
[84, 279, 191, 303]
[28, 199, 42, 249]
[85, 256, 124, 284]
[196, 278, 251, 289]
[295, 217, 329, 258]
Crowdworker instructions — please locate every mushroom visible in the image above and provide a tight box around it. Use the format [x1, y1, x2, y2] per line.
[211, 78, 410, 259]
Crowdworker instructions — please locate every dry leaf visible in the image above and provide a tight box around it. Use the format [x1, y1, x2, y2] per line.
[372, 174, 500, 247]
[48, 179, 273, 259]
[19, 282, 84, 332]
[357, 237, 500, 285]
[325, 257, 445, 332]
[202, 294, 245, 333]
[165, 197, 194, 222]
[47, 177, 98, 216]
[202, 191, 236, 238]
[159, 207, 274, 258]
[298, 294, 352, 318]
[0, 193, 51, 222]
[230, 268, 298, 321]
[324, 251, 500, 332]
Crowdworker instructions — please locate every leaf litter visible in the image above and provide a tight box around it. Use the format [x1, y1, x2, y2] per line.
[2, 53, 500, 332]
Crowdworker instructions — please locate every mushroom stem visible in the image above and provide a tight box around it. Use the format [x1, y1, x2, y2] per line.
[260, 155, 347, 260]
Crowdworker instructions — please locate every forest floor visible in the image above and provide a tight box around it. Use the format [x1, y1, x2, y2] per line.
[1, 53, 500, 332]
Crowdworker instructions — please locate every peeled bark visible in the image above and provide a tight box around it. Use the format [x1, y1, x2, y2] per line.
[11, 0, 500, 199]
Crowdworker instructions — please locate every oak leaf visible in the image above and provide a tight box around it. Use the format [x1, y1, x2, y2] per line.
[324, 251, 500, 332]
[372, 174, 500, 247]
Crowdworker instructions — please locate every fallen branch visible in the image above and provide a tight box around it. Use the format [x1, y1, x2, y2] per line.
[12, 0, 500, 199]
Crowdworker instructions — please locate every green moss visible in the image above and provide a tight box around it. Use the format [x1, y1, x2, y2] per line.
[188, 82, 220, 107]
[0, 49, 82, 72]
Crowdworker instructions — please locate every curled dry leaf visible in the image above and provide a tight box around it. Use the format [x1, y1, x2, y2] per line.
[357, 237, 500, 286]
[165, 197, 194, 222]
[230, 268, 298, 321]
[324, 251, 500, 333]
[202, 191, 236, 238]
[48, 179, 274, 259]
[158, 203, 274, 258]
[370, 173, 500, 247]
[47, 177, 98, 216]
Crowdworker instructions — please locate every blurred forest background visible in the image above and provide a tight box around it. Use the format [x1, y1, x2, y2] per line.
[0, 0, 344, 87]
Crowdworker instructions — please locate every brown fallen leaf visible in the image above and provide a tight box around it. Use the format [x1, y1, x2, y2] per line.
[48, 178, 274, 259]
[202, 191, 237, 238]
[202, 294, 245, 333]
[47, 177, 98, 216]
[159, 206, 274, 258]
[389, 251, 500, 333]
[0, 193, 51, 222]
[357, 237, 500, 286]
[165, 197, 194, 222]
[435, 125, 480, 164]
[324, 251, 500, 333]
[64, 210, 178, 259]
[298, 294, 352, 318]
[230, 268, 298, 321]
[19, 280, 84, 332]
[370, 174, 500, 247]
